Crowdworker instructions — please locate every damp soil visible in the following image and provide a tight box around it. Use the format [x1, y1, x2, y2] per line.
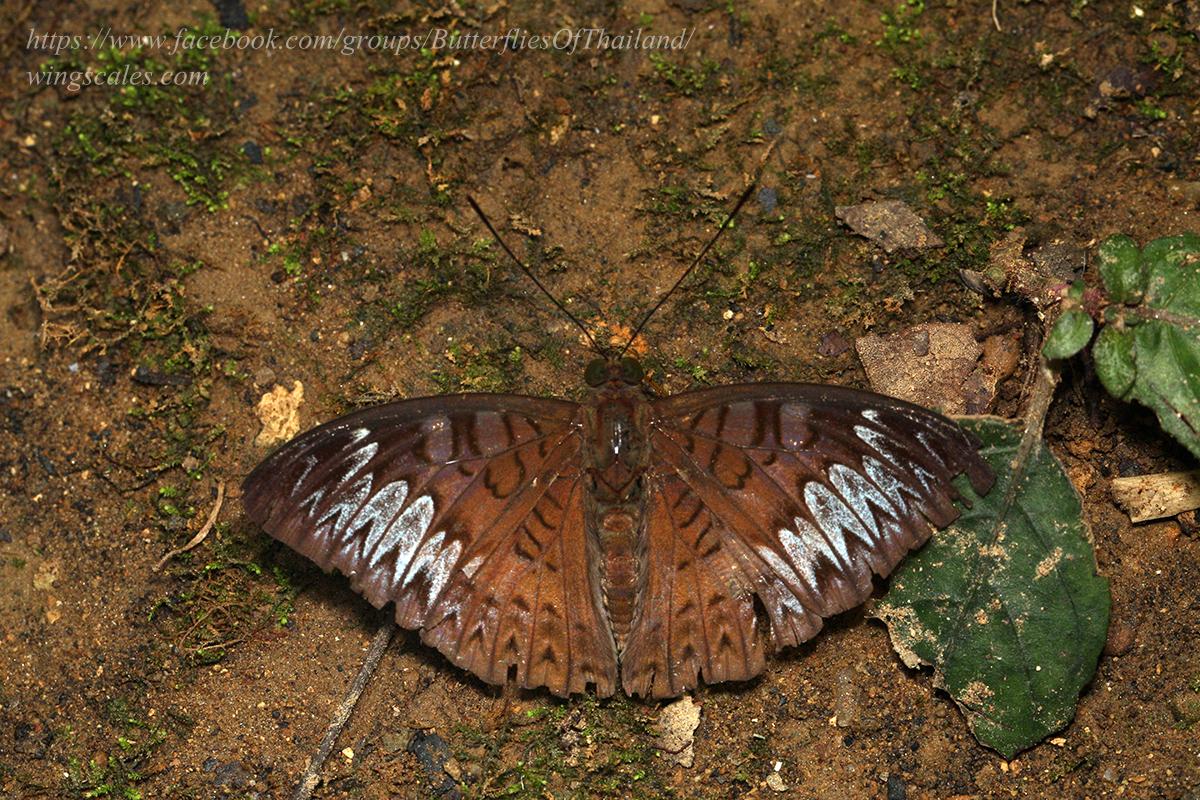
[2, 1, 1199, 798]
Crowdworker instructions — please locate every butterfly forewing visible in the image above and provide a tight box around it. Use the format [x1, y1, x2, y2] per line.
[242, 394, 620, 696]
[620, 384, 994, 698]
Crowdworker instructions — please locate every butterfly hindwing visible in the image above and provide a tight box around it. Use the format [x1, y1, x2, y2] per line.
[242, 394, 619, 697]
[621, 384, 994, 698]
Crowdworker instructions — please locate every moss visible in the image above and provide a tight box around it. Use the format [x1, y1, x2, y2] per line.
[454, 695, 671, 799]
[433, 343, 525, 394]
[62, 698, 190, 799]
[35, 14, 250, 377]
[148, 523, 298, 665]
[287, 0, 351, 24]
[48, 19, 245, 212]
[648, 53, 720, 96]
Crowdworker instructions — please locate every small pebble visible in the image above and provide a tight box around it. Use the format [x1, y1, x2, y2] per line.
[766, 771, 787, 792]
[242, 140, 264, 165]
[1103, 622, 1135, 656]
[407, 730, 460, 798]
[253, 366, 277, 387]
[818, 330, 850, 357]
[214, 0, 250, 29]
[381, 731, 412, 753]
[757, 186, 778, 214]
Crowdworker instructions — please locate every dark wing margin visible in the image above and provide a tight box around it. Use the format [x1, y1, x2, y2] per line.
[243, 394, 619, 697]
[621, 383, 994, 698]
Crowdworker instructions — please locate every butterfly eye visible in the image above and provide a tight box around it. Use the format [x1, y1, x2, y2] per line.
[618, 357, 644, 385]
[584, 358, 608, 387]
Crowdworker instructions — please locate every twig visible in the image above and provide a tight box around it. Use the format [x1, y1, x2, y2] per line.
[1111, 470, 1200, 523]
[111, 241, 136, 274]
[992, 0, 1002, 32]
[1004, 359, 1058, 510]
[153, 481, 226, 571]
[293, 621, 397, 800]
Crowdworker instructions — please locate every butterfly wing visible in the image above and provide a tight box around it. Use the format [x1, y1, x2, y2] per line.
[621, 384, 994, 698]
[243, 394, 619, 697]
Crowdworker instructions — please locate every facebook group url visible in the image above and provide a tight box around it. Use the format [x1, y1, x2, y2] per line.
[28, 25, 695, 57]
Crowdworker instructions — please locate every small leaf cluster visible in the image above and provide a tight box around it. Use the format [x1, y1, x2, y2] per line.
[1043, 234, 1200, 459]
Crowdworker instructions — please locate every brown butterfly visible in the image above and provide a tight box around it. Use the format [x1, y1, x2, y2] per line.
[243, 186, 994, 699]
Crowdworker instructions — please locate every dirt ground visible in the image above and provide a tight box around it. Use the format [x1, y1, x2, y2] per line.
[3, 0, 1199, 798]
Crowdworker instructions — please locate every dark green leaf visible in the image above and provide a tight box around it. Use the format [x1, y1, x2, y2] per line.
[1124, 321, 1200, 459]
[1141, 233, 1200, 315]
[876, 418, 1110, 758]
[1100, 234, 1200, 459]
[1092, 326, 1136, 399]
[1042, 309, 1093, 360]
[1096, 234, 1144, 303]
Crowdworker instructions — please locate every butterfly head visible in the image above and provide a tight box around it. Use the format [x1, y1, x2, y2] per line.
[585, 356, 644, 388]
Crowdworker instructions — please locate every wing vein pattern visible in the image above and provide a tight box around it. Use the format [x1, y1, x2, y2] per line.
[620, 384, 993, 697]
[243, 394, 619, 697]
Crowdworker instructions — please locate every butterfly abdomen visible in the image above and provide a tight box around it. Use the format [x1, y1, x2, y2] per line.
[584, 388, 653, 653]
[597, 508, 640, 649]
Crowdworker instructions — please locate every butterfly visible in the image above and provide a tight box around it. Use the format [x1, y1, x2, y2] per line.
[242, 186, 994, 699]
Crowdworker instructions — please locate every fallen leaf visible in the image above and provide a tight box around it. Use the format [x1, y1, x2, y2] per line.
[876, 419, 1110, 758]
[835, 200, 943, 253]
[856, 323, 996, 414]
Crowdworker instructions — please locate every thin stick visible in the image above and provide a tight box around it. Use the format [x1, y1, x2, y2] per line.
[992, 0, 1002, 31]
[153, 481, 226, 571]
[1111, 469, 1200, 523]
[1003, 359, 1058, 510]
[293, 621, 397, 800]
[467, 196, 602, 353]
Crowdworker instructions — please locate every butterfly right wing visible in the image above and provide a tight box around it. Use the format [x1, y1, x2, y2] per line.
[621, 384, 994, 698]
[243, 394, 619, 697]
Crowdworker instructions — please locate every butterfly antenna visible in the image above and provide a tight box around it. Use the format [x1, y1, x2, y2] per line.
[619, 182, 756, 358]
[467, 196, 602, 353]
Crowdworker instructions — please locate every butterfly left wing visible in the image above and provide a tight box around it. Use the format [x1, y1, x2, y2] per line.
[620, 384, 994, 698]
[243, 394, 619, 697]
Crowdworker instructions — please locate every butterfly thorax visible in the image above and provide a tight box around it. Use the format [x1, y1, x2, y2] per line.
[582, 375, 652, 653]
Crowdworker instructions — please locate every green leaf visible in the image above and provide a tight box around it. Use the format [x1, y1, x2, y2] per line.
[1099, 234, 1200, 459]
[1042, 309, 1094, 360]
[1096, 234, 1145, 303]
[1123, 321, 1200, 459]
[1092, 326, 1136, 399]
[1141, 233, 1200, 313]
[876, 418, 1110, 758]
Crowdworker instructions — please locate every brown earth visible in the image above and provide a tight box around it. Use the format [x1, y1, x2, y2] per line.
[2, 1, 1199, 798]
